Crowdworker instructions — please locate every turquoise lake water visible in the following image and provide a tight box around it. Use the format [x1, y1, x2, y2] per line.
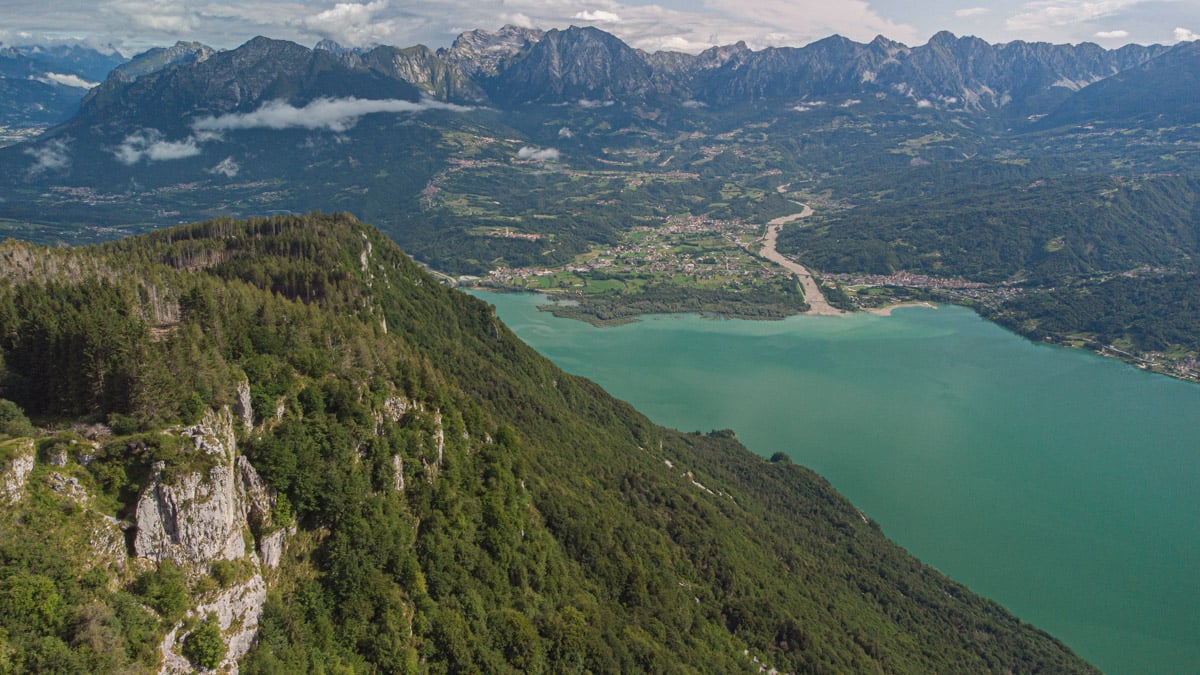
[473, 291, 1200, 675]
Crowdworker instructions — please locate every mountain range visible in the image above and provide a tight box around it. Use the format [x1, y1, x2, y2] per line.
[2, 26, 1194, 238]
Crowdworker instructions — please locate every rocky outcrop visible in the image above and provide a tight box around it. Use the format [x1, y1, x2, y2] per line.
[159, 573, 267, 673]
[133, 408, 276, 565]
[234, 378, 253, 432]
[0, 438, 35, 503]
[132, 407, 286, 672]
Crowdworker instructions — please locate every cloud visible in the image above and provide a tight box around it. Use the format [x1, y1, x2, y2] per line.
[24, 138, 71, 175]
[36, 72, 100, 89]
[573, 10, 620, 23]
[1094, 29, 1129, 38]
[192, 97, 473, 134]
[208, 156, 240, 177]
[792, 100, 826, 112]
[299, 0, 397, 46]
[101, 97, 475, 166]
[557, 127, 574, 138]
[955, 7, 991, 18]
[101, 0, 197, 32]
[1175, 27, 1199, 42]
[113, 130, 202, 164]
[1006, 0, 1145, 32]
[516, 146, 560, 161]
[916, 99, 933, 108]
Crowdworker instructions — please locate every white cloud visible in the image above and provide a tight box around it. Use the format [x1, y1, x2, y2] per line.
[299, 0, 396, 46]
[2, 0, 1184, 58]
[573, 10, 620, 23]
[558, 127, 574, 138]
[24, 138, 71, 175]
[916, 99, 933, 108]
[99, 97, 475, 167]
[516, 146, 560, 161]
[208, 156, 240, 177]
[192, 97, 473, 133]
[1006, 0, 1145, 32]
[1094, 29, 1129, 38]
[792, 100, 826, 112]
[101, 0, 198, 32]
[113, 130, 202, 164]
[1174, 27, 1199, 42]
[36, 72, 100, 89]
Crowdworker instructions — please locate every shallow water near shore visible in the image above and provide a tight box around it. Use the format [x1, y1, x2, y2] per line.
[473, 290, 1200, 675]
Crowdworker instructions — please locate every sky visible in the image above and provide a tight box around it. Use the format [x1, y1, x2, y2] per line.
[0, 0, 1196, 55]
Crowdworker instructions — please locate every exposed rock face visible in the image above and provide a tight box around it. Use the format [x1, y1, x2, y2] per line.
[439, 25, 544, 78]
[132, 407, 285, 671]
[159, 574, 267, 674]
[133, 408, 276, 566]
[1, 438, 35, 503]
[134, 461, 248, 564]
[234, 378, 254, 431]
[258, 529, 287, 569]
[392, 454, 405, 492]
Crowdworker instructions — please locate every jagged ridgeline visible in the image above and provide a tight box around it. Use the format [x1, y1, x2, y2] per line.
[0, 213, 1094, 673]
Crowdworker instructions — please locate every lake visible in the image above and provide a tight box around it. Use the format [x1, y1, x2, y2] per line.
[473, 291, 1200, 675]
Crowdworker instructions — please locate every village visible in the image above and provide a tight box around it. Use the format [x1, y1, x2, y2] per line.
[480, 214, 787, 294]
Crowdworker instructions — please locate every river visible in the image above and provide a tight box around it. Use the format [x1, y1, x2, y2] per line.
[472, 290, 1200, 675]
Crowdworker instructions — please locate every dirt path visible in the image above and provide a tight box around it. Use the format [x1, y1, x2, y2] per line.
[759, 203, 845, 316]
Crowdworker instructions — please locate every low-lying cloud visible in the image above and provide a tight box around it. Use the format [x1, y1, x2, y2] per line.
[516, 146, 560, 161]
[37, 72, 100, 89]
[25, 138, 71, 175]
[113, 130, 201, 165]
[104, 97, 474, 165]
[1095, 30, 1130, 39]
[193, 97, 473, 134]
[208, 156, 240, 177]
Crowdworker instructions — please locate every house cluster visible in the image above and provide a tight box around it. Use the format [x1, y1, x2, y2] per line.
[483, 214, 778, 289]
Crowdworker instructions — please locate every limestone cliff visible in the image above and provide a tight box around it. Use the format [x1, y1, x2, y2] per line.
[0, 438, 35, 503]
[132, 406, 284, 672]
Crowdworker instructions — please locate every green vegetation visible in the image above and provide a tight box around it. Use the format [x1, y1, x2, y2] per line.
[0, 213, 1096, 672]
[779, 173, 1200, 284]
[183, 613, 225, 670]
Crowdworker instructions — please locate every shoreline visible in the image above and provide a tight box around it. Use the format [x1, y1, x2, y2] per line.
[865, 301, 938, 316]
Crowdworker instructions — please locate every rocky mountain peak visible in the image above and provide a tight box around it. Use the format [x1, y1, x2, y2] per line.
[488, 24, 655, 104]
[440, 24, 545, 78]
[109, 40, 215, 83]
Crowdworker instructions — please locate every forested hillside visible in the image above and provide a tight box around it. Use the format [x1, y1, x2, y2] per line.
[0, 213, 1095, 673]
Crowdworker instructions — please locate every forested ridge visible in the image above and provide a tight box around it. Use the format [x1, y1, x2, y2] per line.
[780, 172, 1200, 283]
[0, 213, 1096, 673]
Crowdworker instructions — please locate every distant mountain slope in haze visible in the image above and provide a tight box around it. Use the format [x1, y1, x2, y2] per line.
[1037, 40, 1200, 127]
[0, 44, 126, 132]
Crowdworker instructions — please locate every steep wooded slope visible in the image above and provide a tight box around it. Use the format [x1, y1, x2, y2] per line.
[0, 213, 1095, 673]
